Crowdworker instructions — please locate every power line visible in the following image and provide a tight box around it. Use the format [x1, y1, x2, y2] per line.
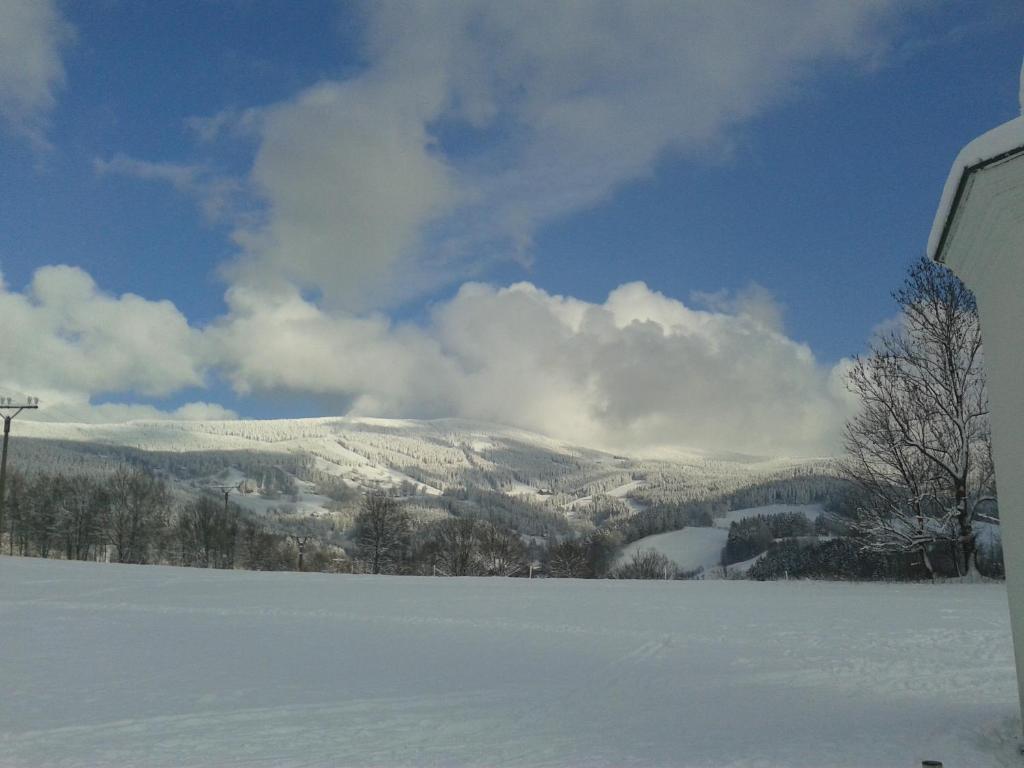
[0, 387, 79, 423]
[0, 397, 40, 549]
[208, 483, 243, 518]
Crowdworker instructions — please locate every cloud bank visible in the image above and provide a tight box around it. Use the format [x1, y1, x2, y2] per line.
[215, 280, 853, 456]
[3, 266, 852, 455]
[0, 267, 232, 424]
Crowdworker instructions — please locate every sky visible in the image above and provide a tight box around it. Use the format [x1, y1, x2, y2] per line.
[0, 0, 1022, 457]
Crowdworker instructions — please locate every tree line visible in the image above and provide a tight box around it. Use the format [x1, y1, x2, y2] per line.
[722, 511, 819, 566]
[2, 467, 324, 571]
[352, 492, 541, 576]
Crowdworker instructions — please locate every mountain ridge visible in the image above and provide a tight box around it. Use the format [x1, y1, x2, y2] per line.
[10, 415, 842, 528]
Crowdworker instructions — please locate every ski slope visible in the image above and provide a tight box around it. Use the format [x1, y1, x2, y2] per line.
[2, 556, 1018, 767]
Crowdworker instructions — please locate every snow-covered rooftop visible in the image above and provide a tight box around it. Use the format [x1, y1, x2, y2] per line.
[929, 115, 1024, 264]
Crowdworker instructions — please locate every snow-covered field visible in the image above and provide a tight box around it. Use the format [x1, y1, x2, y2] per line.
[617, 527, 728, 574]
[615, 505, 827, 575]
[712, 503, 826, 528]
[2, 556, 1019, 767]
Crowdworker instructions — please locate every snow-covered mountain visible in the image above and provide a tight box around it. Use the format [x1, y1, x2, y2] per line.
[12, 416, 839, 523]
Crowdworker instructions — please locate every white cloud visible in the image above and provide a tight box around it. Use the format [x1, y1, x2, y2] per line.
[227, 78, 461, 308]
[94, 155, 242, 221]
[165, 402, 239, 422]
[16, 395, 238, 425]
[209, 283, 460, 416]
[0, 264, 851, 454]
[184, 106, 261, 144]
[691, 284, 786, 333]
[0, 0, 72, 146]
[212, 280, 852, 456]
[867, 311, 905, 343]
[433, 281, 849, 456]
[224, 0, 902, 308]
[0, 266, 209, 407]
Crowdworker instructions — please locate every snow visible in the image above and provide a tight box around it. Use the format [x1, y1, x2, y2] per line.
[14, 416, 833, 522]
[617, 527, 728, 574]
[606, 480, 647, 515]
[227, 490, 334, 518]
[724, 551, 765, 575]
[977, 519, 1002, 554]
[1, 556, 1018, 767]
[611, 504, 827, 575]
[712, 503, 825, 529]
[607, 479, 644, 498]
[928, 114, 1024, 261]
[565, 480, 647, 517]
[507, 482, 544, 497]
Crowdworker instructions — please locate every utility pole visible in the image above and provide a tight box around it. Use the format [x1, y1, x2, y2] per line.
[210, 483, 241, 516]
[206, 483, 243, 568]
[0, 397, 39, 552]
[290, 535, 310, 572]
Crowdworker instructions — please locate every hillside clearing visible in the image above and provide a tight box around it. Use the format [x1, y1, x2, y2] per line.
[614, 504, 828, 575]
[616, 527, 728, 574]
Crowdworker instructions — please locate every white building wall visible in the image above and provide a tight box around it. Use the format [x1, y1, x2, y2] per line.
[936, 146, 1024, 719]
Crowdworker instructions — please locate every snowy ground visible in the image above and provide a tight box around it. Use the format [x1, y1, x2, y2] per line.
[711, 503, 826, 528]
[617, 527, 728, 574]
[615, 505, 826, 575]
[565, 480, 648, 517]
[1, 556, 1020, 768]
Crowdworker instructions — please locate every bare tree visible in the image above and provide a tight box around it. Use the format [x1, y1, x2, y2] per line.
[613, 549, 677, 580]
[58, 477, 107, 561]
[546, 538, 589, 578]
[477, 523, 527, 576]
[5, 470, 28, 555]
[26, 474, 62, 558]
[106, 467, 170, 564]
[178, 495, 240, 568]
[240, 519, 288, 571]
[354, 491, 409, 574]
[427, 517, 485, 576]
[843, 258, 994, 576]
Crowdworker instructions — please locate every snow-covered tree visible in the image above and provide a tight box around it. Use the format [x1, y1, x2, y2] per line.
[57, 476, 108, 561]
[354, 491, 410, 574]
[546, 538, 589, 578]
[613, 549, 677, 580]
[106, 467, 171, 564]
[843, 258, 995, 576]
[178, 495, 240, 568]
[424, 516, 484, 576]
[476, 523, 527, 576]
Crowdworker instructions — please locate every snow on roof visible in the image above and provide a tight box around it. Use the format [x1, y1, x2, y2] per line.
[929, 114, 1024, 263]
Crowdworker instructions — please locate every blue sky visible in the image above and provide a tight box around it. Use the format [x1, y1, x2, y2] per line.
[1, 1, 1021, 456]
